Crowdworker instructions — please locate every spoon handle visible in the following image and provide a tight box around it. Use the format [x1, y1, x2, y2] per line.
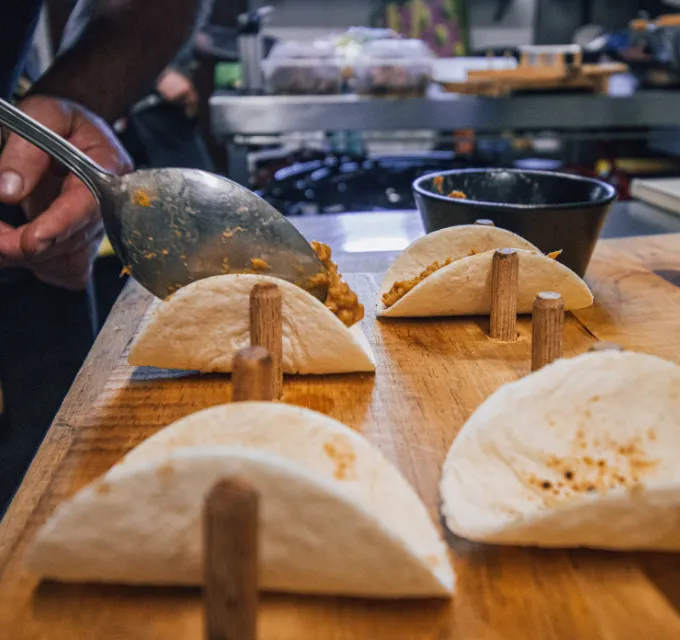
[0, 98, 112, 200]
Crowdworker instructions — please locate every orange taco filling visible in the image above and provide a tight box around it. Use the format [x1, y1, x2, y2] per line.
[382, 246, 563, 308]
[249, 258, 270, 271]
[382, 258, 453, 308]
[431, 176, 467, 200]
[308, 242, 364, 327]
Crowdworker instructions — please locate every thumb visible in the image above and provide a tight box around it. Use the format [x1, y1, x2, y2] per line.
[0, 99, 67, 204]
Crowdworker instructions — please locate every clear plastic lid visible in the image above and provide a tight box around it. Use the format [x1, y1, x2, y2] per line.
[335, 27, 400, 47]
[266, 40, 338, 62]
[359, 39, 434, 63]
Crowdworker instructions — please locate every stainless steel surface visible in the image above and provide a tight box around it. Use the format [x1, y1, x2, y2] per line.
[238, 36, 264, 92]
[237, 5, 274, 93]
[600, 200, 680, 238]
[210, 91, 680, 136]
[0, 99, 327, 301]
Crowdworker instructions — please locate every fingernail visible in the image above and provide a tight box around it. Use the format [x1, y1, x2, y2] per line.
[0, 171, 23, 198]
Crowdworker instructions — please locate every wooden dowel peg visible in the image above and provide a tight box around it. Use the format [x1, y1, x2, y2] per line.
[475, 219, 495, 227]
[531, 292, 564, 371]
[588, 342, 624, 353]
[232, 347, 274, 402]
[249, 283, 283, 399]
[204, 478, 259, 640]
[490, 248, 519, 341]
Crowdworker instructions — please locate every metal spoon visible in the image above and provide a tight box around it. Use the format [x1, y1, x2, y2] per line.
[0, 98, 328, 301]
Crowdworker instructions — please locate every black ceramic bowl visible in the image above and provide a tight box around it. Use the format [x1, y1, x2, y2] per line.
[413, 169, 617, 277]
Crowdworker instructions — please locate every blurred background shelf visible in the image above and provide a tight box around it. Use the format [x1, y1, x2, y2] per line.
[211, 90, 680, 137]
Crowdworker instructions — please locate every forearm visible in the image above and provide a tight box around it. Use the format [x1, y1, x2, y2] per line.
[31, 0, 210, 122]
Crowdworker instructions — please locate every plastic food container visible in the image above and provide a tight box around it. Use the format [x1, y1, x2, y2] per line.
[262, 41, 343, 95]
[334, 27, 400, 65]
[354, 39, 434, 97]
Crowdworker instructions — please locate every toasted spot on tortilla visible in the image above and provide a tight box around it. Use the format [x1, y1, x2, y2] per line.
[425, 554, 440, 568]
[96, 482, 111, 495]
[157, 462, 175, 477]
[323, 435, 357, 481]
[538, 431, 660, 501]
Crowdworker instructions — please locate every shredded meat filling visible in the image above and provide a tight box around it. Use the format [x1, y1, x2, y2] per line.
[382, 244, 562, 309]
[309, 242, 364, 327]
[249, 258, 270, 271]
[382, 258, 453, 308]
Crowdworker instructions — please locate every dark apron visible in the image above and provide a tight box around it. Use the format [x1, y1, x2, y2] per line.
[0, 206, 97, 515]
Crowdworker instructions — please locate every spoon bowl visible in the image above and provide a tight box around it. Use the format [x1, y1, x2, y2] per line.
[0, 99, 328, 301]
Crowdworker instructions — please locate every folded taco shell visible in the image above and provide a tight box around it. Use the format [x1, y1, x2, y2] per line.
[27, 403, 453, 598]
[378, 225, 592, 317]
[441, 351, 680, 550]
[129, 274, 375, 374]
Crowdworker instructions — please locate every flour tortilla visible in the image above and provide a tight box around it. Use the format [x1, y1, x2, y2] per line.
[380, 224, 538, 298]
[440, 351, 680, 550]
[378, 225, 592, 317]
[128, 274, 375, 374]
[28, 403, 453, 597]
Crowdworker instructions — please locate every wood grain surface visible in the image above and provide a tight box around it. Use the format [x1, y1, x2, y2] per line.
[2, 233, 680, 639]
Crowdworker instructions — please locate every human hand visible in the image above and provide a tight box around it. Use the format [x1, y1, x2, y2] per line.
[156, 69, 199, 118]
[0, 96, 132, 290]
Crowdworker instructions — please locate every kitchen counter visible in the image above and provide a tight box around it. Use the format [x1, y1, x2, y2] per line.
[3, 208, 680, 638]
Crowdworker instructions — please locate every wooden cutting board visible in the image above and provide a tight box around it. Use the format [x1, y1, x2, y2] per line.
[2, 234, 680, 639]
